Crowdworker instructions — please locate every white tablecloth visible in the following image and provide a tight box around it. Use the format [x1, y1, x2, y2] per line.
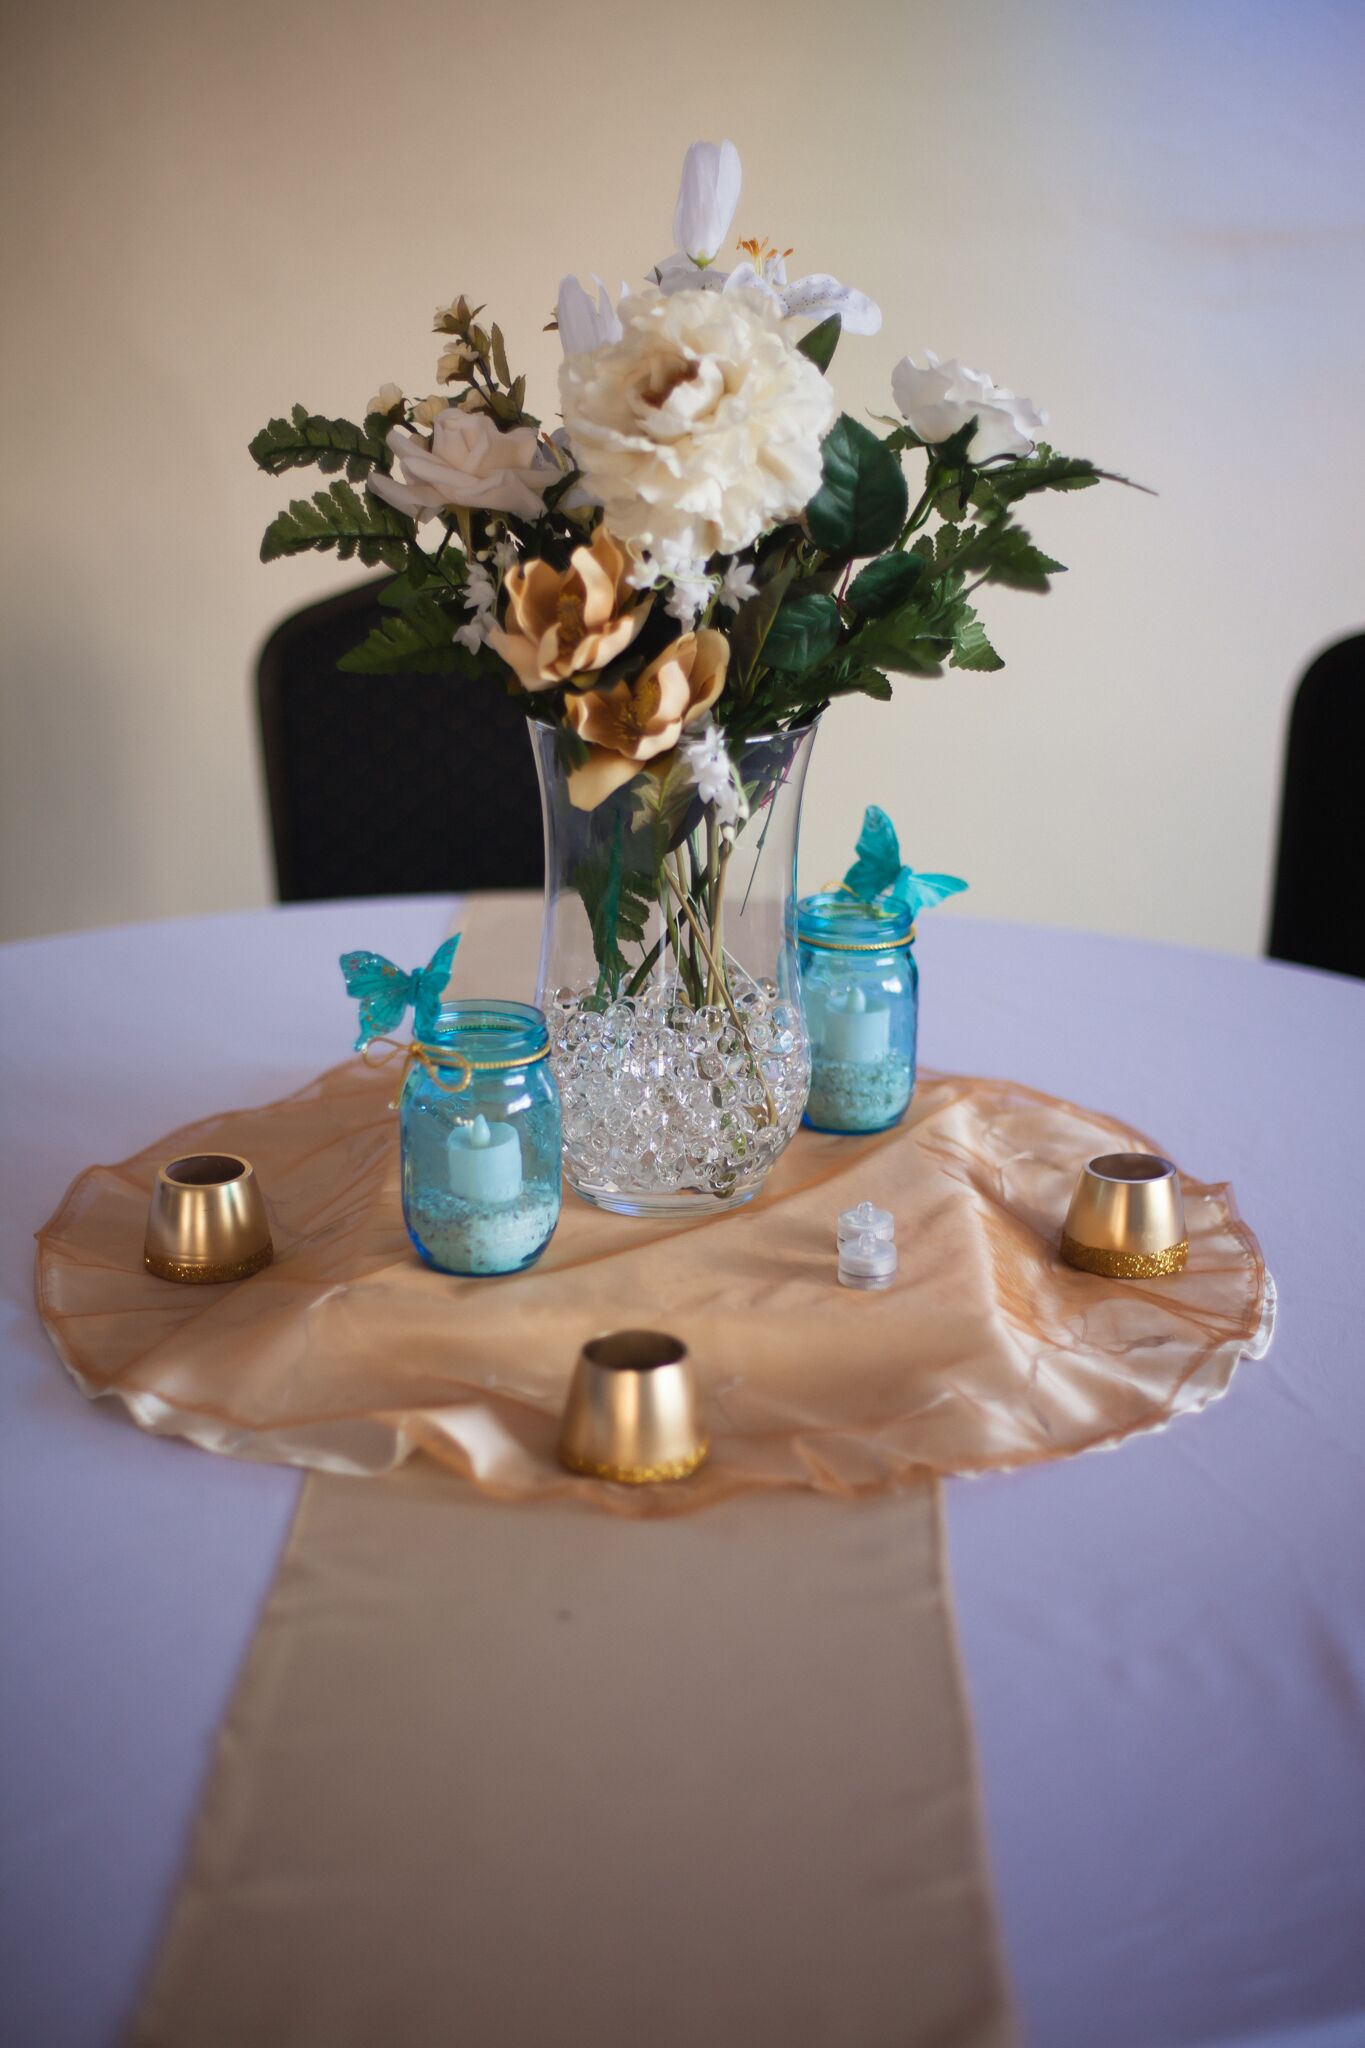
[2, 897, 1362, 2048]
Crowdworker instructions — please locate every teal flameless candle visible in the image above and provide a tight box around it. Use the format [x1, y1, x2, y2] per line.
[340, 941, 561, 1276]
[797, 807, 966, 1136]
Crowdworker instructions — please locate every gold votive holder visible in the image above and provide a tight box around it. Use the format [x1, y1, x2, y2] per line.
[1060, 1151, 1188, 1279]
[144, 1153, 273, 1284]
[558, 1329, 709, 1485]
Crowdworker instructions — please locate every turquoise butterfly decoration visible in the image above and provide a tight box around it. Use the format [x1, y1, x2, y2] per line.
[340, 935, 461, 1049]
[842, 806, 967, 921]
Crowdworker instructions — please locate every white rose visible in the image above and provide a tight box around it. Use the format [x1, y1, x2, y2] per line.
[367, 412, 554, 523]
[558, 287, 836, 573]
[891, 352, 1045, 464]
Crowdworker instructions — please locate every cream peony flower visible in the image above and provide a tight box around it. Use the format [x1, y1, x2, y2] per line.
[367, 411, 554, 523]
[558, 288, 836, 580]
[564, 629, 728, 809]
[486, 527, 650, 692]
[891, 353, 1046, 464]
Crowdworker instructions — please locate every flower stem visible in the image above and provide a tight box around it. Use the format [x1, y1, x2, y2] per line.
[664, 860, 776, 1129]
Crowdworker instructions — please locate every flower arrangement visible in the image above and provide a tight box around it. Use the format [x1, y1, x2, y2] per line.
[251, 139, 1130, 1187]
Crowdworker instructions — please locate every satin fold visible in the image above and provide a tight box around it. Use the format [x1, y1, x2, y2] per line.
[36, 1060, 1267, 1512]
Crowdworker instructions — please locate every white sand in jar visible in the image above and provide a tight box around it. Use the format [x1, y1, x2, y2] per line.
[406, 1185, 560, 1275]
[805, 1052, 914, 1134]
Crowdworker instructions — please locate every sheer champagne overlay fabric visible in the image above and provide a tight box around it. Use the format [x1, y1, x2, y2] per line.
[36, 1056, 1266, 1513]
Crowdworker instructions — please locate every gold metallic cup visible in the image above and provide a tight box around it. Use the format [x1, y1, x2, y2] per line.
[144, 1153, 274, 1284]
[1060, 1152, 1188, 1279]
[558, 1330, 709, 1485]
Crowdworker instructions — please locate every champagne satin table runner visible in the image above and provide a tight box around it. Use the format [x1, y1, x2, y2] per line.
[131, 1474, 1011, 2048]
[33, 1036, 1266, 2045]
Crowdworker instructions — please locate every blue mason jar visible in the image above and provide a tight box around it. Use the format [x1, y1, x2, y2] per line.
[400, 999, 561, 1276]
[797, 894, 918, 1133]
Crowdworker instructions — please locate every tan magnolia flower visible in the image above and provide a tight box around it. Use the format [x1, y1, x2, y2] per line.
[486, 527, 650, 693]
[564, 629, 728, 809]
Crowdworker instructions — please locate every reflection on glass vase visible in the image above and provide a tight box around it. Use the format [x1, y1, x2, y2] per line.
[532, 719, 817, 1216]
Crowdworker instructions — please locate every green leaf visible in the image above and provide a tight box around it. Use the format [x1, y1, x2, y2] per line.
[728, 560, 797, 683]
[805, 415, 909, 557]
[573, 813, 655, 993]
[249, 407, 391, 482]
[848, 610, 949, 677]
[824, 663, 893, 703]
[762, 592, 842, 672]
[974, 526, 1065, 592]
[846, 552, 924, 619]
[796, 314, 841, 373]
[629, 752, 695, 874]
[337, 600, 481, 676]
[950, 614, 1005, 671]
[260, 481, 413, 570]
[377, 551, 468, 608]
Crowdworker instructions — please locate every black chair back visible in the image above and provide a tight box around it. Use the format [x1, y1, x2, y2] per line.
[1267, 632, 1365, 979]
[256, 579, 544, 903]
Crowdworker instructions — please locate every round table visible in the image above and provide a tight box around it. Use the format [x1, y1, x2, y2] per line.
[2, 896, 1363, 2048]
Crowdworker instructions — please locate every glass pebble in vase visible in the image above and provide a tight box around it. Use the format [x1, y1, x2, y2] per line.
[532, 720, 817, 1216]
[797, 893, 918, 1134]
[401, 1000, 561, 1275]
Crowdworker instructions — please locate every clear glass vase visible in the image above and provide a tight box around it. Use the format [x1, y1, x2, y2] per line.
[531, 719, 817, 1216]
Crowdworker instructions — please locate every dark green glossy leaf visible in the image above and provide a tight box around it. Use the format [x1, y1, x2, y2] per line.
[805, 415, 909, 557]
[762, 592, 842, 672]
[846, 552, 924, 619]
[796, 314, 841, 373]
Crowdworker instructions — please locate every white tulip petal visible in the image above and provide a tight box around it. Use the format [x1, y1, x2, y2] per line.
[671, 139, 742, 266]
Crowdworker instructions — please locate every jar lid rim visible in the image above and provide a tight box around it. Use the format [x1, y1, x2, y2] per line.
[426, 998, 549, 1057]
[797, 891, 914, 944]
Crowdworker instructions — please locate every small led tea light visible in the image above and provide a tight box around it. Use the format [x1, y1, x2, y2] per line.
[837, 1200, 895, 1249]
[838, 1229, 898, 1290]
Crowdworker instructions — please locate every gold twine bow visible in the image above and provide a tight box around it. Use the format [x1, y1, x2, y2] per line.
[361, 1036, 473, 1108]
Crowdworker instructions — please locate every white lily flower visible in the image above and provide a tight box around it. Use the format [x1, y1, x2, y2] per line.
[652, 142, 881, 335]
[555, 274, 624, 357]
[672, 139, 742, 267]
[726, 255, 882, 336]
[454, 616, 489, 656]
[891, 352, 1046, 463]
[718, 559, 757, 611]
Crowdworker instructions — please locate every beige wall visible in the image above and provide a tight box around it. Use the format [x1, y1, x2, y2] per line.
[2, 0, 1362, 948]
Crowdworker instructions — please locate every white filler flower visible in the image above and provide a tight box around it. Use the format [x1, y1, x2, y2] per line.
[559, 287, 836, 579]
[891, 352, 1046, 464]
[681, 721, 748, 833]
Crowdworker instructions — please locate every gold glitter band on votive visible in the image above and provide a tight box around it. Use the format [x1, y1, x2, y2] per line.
[1060, 1233, 1188, 1279]
[557, 1442, 711, 1486]
[144, 1244, 275, 1286]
